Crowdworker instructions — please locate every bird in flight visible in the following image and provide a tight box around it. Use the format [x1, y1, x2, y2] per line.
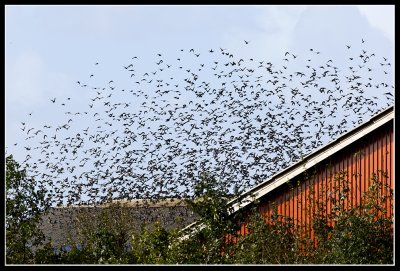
[50, 98, 56, 103]
[17, 40, 393, 220]
[346, 45, 351, 49]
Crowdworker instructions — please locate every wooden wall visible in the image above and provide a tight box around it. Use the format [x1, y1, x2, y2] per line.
[234, 120, 393, 243]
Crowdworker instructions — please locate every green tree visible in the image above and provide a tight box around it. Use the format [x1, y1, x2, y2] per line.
[6, 154, 50, 264]
[166, 173, 238, 264]
[70, 201, 138, 264]
[311, 170, 394, 264]
[228, 206, 307, 264]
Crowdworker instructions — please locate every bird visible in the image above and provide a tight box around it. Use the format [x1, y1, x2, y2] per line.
[14, 40, 392, 219]
[244, 40, 250, 44]
[50, 98, 56, 103]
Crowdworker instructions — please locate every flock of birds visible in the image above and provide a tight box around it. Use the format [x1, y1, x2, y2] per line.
[11, 39, 394, 213]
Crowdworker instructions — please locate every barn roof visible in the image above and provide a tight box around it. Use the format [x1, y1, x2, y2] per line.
[180, 105, 394, 239]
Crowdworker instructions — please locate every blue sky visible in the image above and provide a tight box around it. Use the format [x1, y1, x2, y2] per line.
[6, 5, 394, 160]
[5, 5, 394, 203]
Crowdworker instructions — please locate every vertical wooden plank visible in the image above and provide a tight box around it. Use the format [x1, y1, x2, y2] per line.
[373, 131, 379, 217]
[365, 137, 370, 202]
[359, 143, 364, 211]
[314, 168, 320, 243]
[302, 178, 307, 237]
[358, 144, 363, 210]
[387, 127, 392, 218]
[327, 161, 333, 228]
[390, 126, 393, 188]
[376, 130, 381, 192]
[304, 177, 309, 239]
[282, 190, 287, 221]
[285, 188, 290, 222]
[289, 181, 294, 222]
[322, 164, 327, 225]
[336, 159, 341, 225]
[365, 136, 370, 198]
[312, 172, 317, 240]
[311, 173, 316, 241]
[267, 200, 272, 223]
[367, 133, 376, 189]
[277, 193, 282, 223]
[377, 130, 384, 218]
[341, 153, 350, 210]
[348, 149, 354, 210]
[293, 179, 297, 232]
[383, 129, 388, 218]
[296, 179, 301, 236]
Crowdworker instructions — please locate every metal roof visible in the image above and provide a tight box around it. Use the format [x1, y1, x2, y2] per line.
[179, 106, 394, 239]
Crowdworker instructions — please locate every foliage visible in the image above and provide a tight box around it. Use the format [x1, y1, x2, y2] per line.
[6, 166, 393, 264]
[67, 201, 138, 264]
[166, 173, 236, 264]
[227, 206, 309, 264]
[131, 222, 171, 264]
[6, 154, 50, 264]
[311, 170, 394, 264]
[170, 170, 393, 264]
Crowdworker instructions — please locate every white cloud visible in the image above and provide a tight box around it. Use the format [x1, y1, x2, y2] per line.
[357, 5, 394, 42]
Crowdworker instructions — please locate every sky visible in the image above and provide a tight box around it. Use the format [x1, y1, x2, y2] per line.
[4, 5, 395, 203]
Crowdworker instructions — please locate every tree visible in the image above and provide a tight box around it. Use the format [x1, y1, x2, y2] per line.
[6, 154, 50, 264]
[313, 170, 393, 264]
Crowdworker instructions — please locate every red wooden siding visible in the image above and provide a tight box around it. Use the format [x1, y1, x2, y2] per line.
[234, 120, 393, 242]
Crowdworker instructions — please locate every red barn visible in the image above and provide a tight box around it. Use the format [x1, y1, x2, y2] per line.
[227, 105, 394, 242]
[182, 106, 394, 245]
